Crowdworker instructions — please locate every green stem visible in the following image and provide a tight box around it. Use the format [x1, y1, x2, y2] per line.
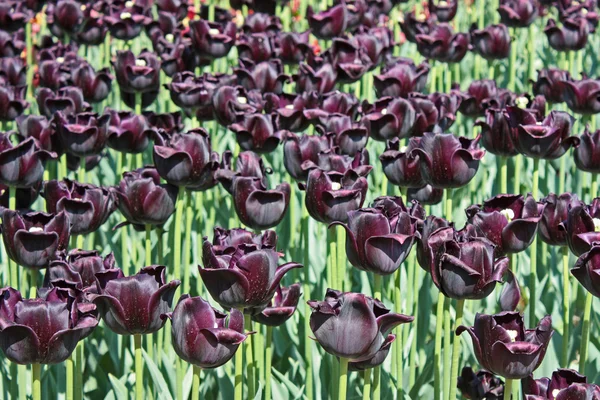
[134, 334, 143, 400]
[396, 257, 407, 397]
[32, 364, 41, 400]
[500, 156, 508, 194]
[74, 342, 83, 400]
[512, 379, 520, 400]
[60, 154, 68, 181]
[66, 355, 74, 400]
[302, 208, 314, 400]
[508, 28, 517, 91]
[373, 274, 383, 400]
[592, 174, 598, 200]
[527, 25, 535, 83]
[191, 365, 200, 400]
[433, 292, 445, 400]
[25, 22, 33, 103]
[29, 270, 36, 298]
[145, 225, 152, 266]
[78, 156, 86, 183]
[429, 61, 437, 93]
[183, 191, 193, 295]
[338, 358, 349, 400]
[529, 158, 540, 327]
[504, 379, 513, 400]
[562, 246, 570, 368]
[363, 370, 372, 400]
[579, 291, 593, 375]
[244, 313, 255, 398]
[135, 92, 142, 114]
[173, 186, 185, 292]
[448, 300, 465, 400]
[337, 225, 345, 292]
[443, 297, 452, 400]
[8, 186, 17, 289]
[265, 326, 273, 400]
[559, 153, 566, 195]
[408, 266, 420, 389]
[445, 189, 453, 222]
[234, 322, 244, 400]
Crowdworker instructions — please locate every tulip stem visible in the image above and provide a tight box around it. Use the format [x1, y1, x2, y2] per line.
[8, 186, 17, 290]
[32, 364, 41, 400]
[75, 342, 83, 400]
[234, 318, 243, 400]
[191, 365, 200, 400]
[25, 21, 33, 103]
[78, 156, 86, 183]
[499, 156, 507, 194]
[514, 155, 522, 194]
[372, 274, 383, 398]
[145, 225, 152, 266]
[504, 379, 512, 400]
[66, 355, 74, 400]
[445, 189, 453, 222]
[183, 191, 193, 296]
[579, 291, 593, 375]
[448, 299, 465, 400]
[302, 208, 314, 400]
[562, 246, 570, 368]
[592, 174, 598, 200]
[265, 325, 273, 400]
[433, 292, 445, 400]
[244, 313, 255, 398]
[443, 297, 451, 400]
[338, 358, 349, 400]
[508, 28, 517, 91]
[408, 266, 420, 389]
[134, 334, 143, 400]
[173, 186, 185, 294]
[363, 370, 371, 400]
[529, 158, 540, 327]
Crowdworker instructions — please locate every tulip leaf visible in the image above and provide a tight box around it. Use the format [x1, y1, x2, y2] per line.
[143, 350, 174, 400]
[108, 373, 129, 400]
[271, 368, 305, 400]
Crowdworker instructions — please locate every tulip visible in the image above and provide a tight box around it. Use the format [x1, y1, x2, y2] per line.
[0, 84, 28, 121]
[362, 97, 416, 141]
[316, 91, 360, 119]
[36, 86, 90, 118]
[456, 80, 503, 117]
[407, 185, 444, 206]
[210, 227, 278, 253]
[200, 234, 302, 310]
[457, 367, 504, 400]
[2, 210, 70, 269]
[75, 7, 108, 46]
[318, 114, 368, 156]
[0, 287, 98, 365]
[561, 198, 600, 256]
[275, 30, 312, 65]
[470, 23, 511, 61]
[476, 108, 518, 157]
[113, 166, 178, 229]
[104, 4, 151, 41]
[457, 312, 553, 379]
[43, 179, 117, 235]
[373, 58, 430, 98]
[165, 72, 213, 118]
[499, 269, 522, 312]
[332, 196, 421, 276]
[410, 132, 485, 189]
[250, 283, 301, 326]
[315, 147, 372, 177]
[538, 193, 584, 250]
[328, 38, 372, 84]
[71, 63, 113, 104]
[145, 111, 184, 135]
[47, 0, 83, 38]
[113, 50, 161, 109]
[380, 137, 425, 188]
[558, 0, 599, 32]
[105, 109, 155, 154]
[44, 250, 116, 291]
[0, 30, 24, 58]
[293, 62, 338, 95]
[351, 26, 394, 68]
[0, 2, 30, 32]
[235, 59, 290, 94]
[188, 19, 237, 60]
[400, 10, 435, 43]
[229, 113, 282, 154]
[415, 215, 450, 270]
[0, 57, 26, 87]
[410, 95, 444, 135]
[155, 0, 188, 20]
[0, 183, 39, 212]
[307, 4, 347, 39]
[560, 78, 600, 115]
[532, 69, 571, 104]
[237, 33, 274, 63]
[54, 112, 110, 157]
[545, 18, 589, 52]
[343, 0, 368, 30]
[0, 135, 56, 188]
[217, 151, 267, 195]
[429, 0, 458, 22]
[308, 289, 413, 360]
[348, 335, 395, 372]
[305, 168, 370, 224]
[415, 23, 470, 63]
[88, 265, 180, 335]
[466, 194, 543, 256]
[211, 86, 260, 127]
[523, 368, 588, 399]
[243, 12, 282, 33]
[165, 295, 248, 369]
[275, 92, 321, 132]
[575, 128, 600, 173]
[498, 0, 538, 28]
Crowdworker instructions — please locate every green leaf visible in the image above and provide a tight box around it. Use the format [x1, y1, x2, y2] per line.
[108, 373, 129, 400]
[143, 350, 174, 400]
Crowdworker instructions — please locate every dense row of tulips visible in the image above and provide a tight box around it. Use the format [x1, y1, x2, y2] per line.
[2, 0, 600, 399]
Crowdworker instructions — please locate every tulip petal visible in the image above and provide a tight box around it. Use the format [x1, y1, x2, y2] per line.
[364, 234, 414, 275]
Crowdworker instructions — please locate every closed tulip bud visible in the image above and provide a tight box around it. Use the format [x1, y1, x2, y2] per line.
[0, 287, 98, 364]
[575, 127, 600, 173]
[476, 108, 518, 157]
[0, 85, 28, 121]
[0, 57, 26, 87]
[250, 283, 301, 326]
[200, 235, 302, 310]
[380, 137, 426, 188]
[498, 0, 538, 28]
[410, 96, 441, 136]
[88, 265, 180, 335]
[47, 0, 83, 38]
[416, 23, 470, 63]
[276, 30, 311, 65]
[457, 312, 553, 379]
[308, 289, 413, 361]
[416, 215, 450, 271]
[560, 78, 600, 115]
[45, 250, 116, 291]
[229, 113, 282, 154]
[2, 210, 70, 269]
[374, 58, 430, 98]
[165, 295, 248, 368]
[71, 63, 113, 104]
[54, 112, 110, 157]
[235, 59, 290, 94]
[294, 62, 338, 95]
[532, 68, 572, 104]
[429, 0, 458, 22]
[466, 194, 543, 256]
[539, 193, 583, 247]
[189, 19, 237, 60]
[400, 10, 435, 43]
[106, 109, 155, 154]
[307, 4, 348, 39]
[363, 97, 416, 141]
[470, 23, 511, 61]
[545, 18, 589, 52]
[457, 367, 504, 400]
[237, 33, 274, 63]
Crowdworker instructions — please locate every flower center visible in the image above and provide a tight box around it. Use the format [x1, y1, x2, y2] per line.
[237, 97, 248, 104]
[552, 389, 561, 398]
[416, 13, 426, 22]
[515, 96, 529, 109]
[594, 218, 600, 232]
[331, 182, 342, 190]
[439, 0, 448, 6]
[135, 59, 147, 67]
[28, 227, 44, 233]
[506, 329, 518, 342]
[208, 28, 220, 36]
[56, 57, 65, 64]
[120, 12, 132, 20]
[500, 208, 515, 222]
[165, 33, 174, 42]
[381, 108, 387, 115]
[125, 0, 134, 7]
[400, 146, 408, 153]
[80, 4, 86, 11]
[285, 104, 294, 109]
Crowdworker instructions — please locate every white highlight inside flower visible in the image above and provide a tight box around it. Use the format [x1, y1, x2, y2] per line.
[552, 389, 561, 398]
[400, 146, 408, 153]
[536, 121, 543, 126]
[237, 97, 247, 104]
[120, 12, 132, 20]
[381, 108, 387, 115]
[165, 33, 174, 42]
[500, 208, 515, 222]
[331, 182, 342, 190]
[594, 218, 600, 232]
[56, 57, 65, 64]
[285, 104, 294, 109]
[28, 227, 44, 233]
[208, 28, 220, 36]
[439, 0, 448, 5]
[515, 96, 529, 109]
[125, 0, 134, 7]
[80, 4, 86, 11]
[135, 59, 147, 67]
[506, 329, 518, 342]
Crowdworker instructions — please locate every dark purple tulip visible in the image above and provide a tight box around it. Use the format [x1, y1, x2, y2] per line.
[546, 384, 600, 399]
[416, 215, 450, 271]
[36, 86, 90, 118]
[456, 79, 503, 117]
[380, 137, 426, 188]
[209, 227, 277, 253]
[307, 4, 348, 39]
[0, 287, 97, 365]
[328, 38, 372, 84]
[43, 179, 117, 235]
[351, 26, 394, 68]
[54, 112, 110, 157]
[545, 18, 589, 51]
[293, 61, 337, 95]
[274, 91, 320, 132]
[315, 147, 372, 177]
[113, 167, 178, 229]
[511, 110, 579, 159]
[476, 108, 518, 157]
[276, 30, 312, 65]
[426, 91, 462, 130]
[103, 4, 151, 41]
[216, 151, 267, 194]
[499, 269, 521, 312]
[243, 12, 282, 33]
[113, 49, 160, 96]
[407, 185, 444, 206]
[560, 78, 600, 115]
[317, 91, 360, 119]
[145, 111, 184, 135]
[558, 0, 599, 32]
[410, 132, 485, 189]
[308, 289, 413, 361]
[343, 0, 368, 30]
[0, 136, 56, 188]
[409, 95, 442, 135]
[45, 250, 116, 291]
[200, 234, 302, 310]
[457, 312, 553, 379]
[374, 59, 430, 98]
[400, 10, 435, 43]
[0, 85, 28, 121]
[575, 128, 600, 173]
[523, 368, 588, 399]
[71, 63, 113, 104]
[427, 225, 509, 299]
[318, 114, 368, 156]
[0, 30, 24, 58]
[283, 132, 330, 181]
[88, 265, 180, 335]
[348, 334, 395, 372]
[470, 23, 511, 60]
[153, 128, 220, 191]
[229, 0, 284, 13]
[156, 0, 188, 20]
[2, 210, 70, 269]
[429, 0, 458, 21]
[212, 86, 260, 127]
[37, 58, 71, 90]
[466, 194, 543, 256]
[165, 295, 248, 368]
[75, 7, 108, 46]
[251, 283, 301, 326]
[106, 109, 155, 154]
[539, 193, 583, 247]
[165, 72, 212, 117]
[571, 243, 600, 298]
[237, 33, 274, 63]
[562, 198, 600, 256]
[363, 97, 416, 141]
[235, 59, 290, 94]
[229, 113, 282, 154]
[416, 23, 470, 63]
[333, 196, 421, 275]
[0, 57, 26, 87]
[305, 168, 370, 224]
[0, 2, 30, 32]
[189, 19, 237, 60]
[498, 0, 538, 28]
[457, 367, 504, 400]
[47, 1, 83, 38]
